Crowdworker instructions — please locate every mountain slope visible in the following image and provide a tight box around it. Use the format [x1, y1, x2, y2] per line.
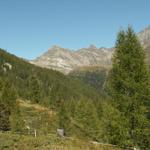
[69, 65, 110, 90]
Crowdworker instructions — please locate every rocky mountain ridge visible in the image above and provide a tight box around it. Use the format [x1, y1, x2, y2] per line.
[31, 26, 150, 74]
[31, 45, 113, 74]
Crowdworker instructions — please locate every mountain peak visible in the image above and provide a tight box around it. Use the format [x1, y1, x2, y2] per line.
[52, 45, 63, 49]
[88, 44, 97, 49]
[48, 45, 64, 51]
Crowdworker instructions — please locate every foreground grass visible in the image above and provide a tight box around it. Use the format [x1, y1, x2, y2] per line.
[0, 132, 122, 150]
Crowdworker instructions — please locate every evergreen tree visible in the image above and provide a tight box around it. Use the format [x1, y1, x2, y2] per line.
[100, 102, 130, 146]
[28, 75, 41, 103]
[106, 27, 150, 149]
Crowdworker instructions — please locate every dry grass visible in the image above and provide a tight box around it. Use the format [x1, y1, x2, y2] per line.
[0, 132, 122, 150]
[18, 99, 55, 116]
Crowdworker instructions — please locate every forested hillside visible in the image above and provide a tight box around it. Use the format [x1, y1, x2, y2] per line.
[0, 48, 101, 108]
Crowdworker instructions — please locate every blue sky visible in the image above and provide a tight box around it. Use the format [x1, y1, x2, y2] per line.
[0, 0, 150, 59]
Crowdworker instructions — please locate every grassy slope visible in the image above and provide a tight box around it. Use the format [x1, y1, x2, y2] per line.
[18, 99, 57, 135]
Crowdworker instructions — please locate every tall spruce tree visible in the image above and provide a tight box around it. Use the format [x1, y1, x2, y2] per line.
[106, 27, 150, 149]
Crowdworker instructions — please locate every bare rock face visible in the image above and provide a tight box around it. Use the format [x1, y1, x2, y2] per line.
[31, 26, 150, 74]
[31, 46, 76, 73]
